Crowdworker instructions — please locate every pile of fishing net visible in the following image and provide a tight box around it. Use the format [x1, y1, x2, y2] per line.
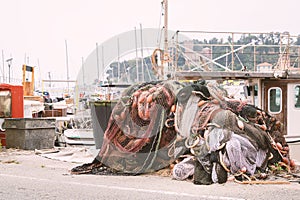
[71, 80, 297, 184]
[72, 80, 183, 174]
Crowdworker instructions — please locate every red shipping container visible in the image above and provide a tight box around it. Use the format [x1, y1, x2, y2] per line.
[0, 84, 24, 147]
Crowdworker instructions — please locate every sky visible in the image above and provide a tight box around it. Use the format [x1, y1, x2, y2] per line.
[0, 0, 300, 86]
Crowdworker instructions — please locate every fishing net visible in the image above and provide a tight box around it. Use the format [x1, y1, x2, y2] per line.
[173, 81, 292, 184]
[72, 80, 184, 174]
[72, 80, 293, 184]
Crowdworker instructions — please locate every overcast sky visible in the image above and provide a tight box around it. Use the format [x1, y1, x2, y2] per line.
[1, 0, 299, 84]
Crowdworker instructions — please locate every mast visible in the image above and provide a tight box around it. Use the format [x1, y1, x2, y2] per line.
[163, 0, 168, 57]
[82, 57, 85, 91]
[65, 40, 70, 94]
[117, 38, 120, 82]
[163, 0, 168, 78]
[134, 27, 139, 82]
[140, 24, 144, 82]
[2, 50, 4, 82]
[96, 43, 100, 81]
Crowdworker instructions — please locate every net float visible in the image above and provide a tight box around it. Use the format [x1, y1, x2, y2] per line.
[211, 99, 219, 104]
[148, 87, 157, 93]
[197, 100, 206, 107]
[138, 93, 147, 103]
[146, 94, 153, 103]
[290, 159, 296, 168]
[276, 142, 283, 150]
[237, 118, 244, 130]
[283, 146, 289, 151]
[171, 104, 176, 112]
[282, 157, 289, 165]
[144, 109, 150, 119]
[133, 90, 141, 97]
[260, 124, 267, 131]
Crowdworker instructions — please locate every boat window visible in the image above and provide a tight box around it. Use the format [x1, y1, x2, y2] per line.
[268, 87, 282, 113]
[254, 84, 258, 106]
[295, 85, 300, 109]
[0, 90, 12, 118]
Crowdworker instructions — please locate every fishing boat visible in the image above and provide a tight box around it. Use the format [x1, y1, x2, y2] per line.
[165, 31, 300, 161]
[148, 0, 300, 161]
[81, 1, 300, 162]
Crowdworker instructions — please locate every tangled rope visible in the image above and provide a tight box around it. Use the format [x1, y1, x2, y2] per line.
[71, 80, 295, 185]
[173, 81, 294, 184]
[72, 80, 184, 174]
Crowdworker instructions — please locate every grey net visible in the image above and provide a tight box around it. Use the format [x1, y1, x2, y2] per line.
[173, 81, 290, 183]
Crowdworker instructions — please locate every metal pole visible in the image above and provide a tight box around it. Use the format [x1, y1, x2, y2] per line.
[65, 40, 70, 94]
[37, 59, 41, 89]
[2, 50, 4, 82]
[175, 32, 179, 72]
[48, 72, 51, 87]
[96, 43, 100, 81]
[134, 27, 139, 82]
[164, 0, 168, 53]
[231, 33, 234, 70]
[8, 63, 10, 83]
[117, 38, 120, 82]
[225, 47, 228, 68]
[286, 33, 290, 70]
[6, 58, 12, 83]
[298, 46, 300, 68]
[101, 45, 104, 79]
[0, 61, 2, 82]
[82, 57, 85, 91]
[163, 0, 168, 77]
[140, 24, 144, 82]
[254, 45, 256, 71]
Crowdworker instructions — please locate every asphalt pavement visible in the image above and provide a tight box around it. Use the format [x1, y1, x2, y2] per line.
[0, 148, 300, 200]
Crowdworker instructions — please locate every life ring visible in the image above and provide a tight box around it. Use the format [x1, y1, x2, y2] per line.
[151, 48, 164, 68]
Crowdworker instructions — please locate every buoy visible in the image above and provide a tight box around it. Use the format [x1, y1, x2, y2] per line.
[237, 119, 244, 130]
[146, 94, 153, 103]
[171, 104, 176, 112]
